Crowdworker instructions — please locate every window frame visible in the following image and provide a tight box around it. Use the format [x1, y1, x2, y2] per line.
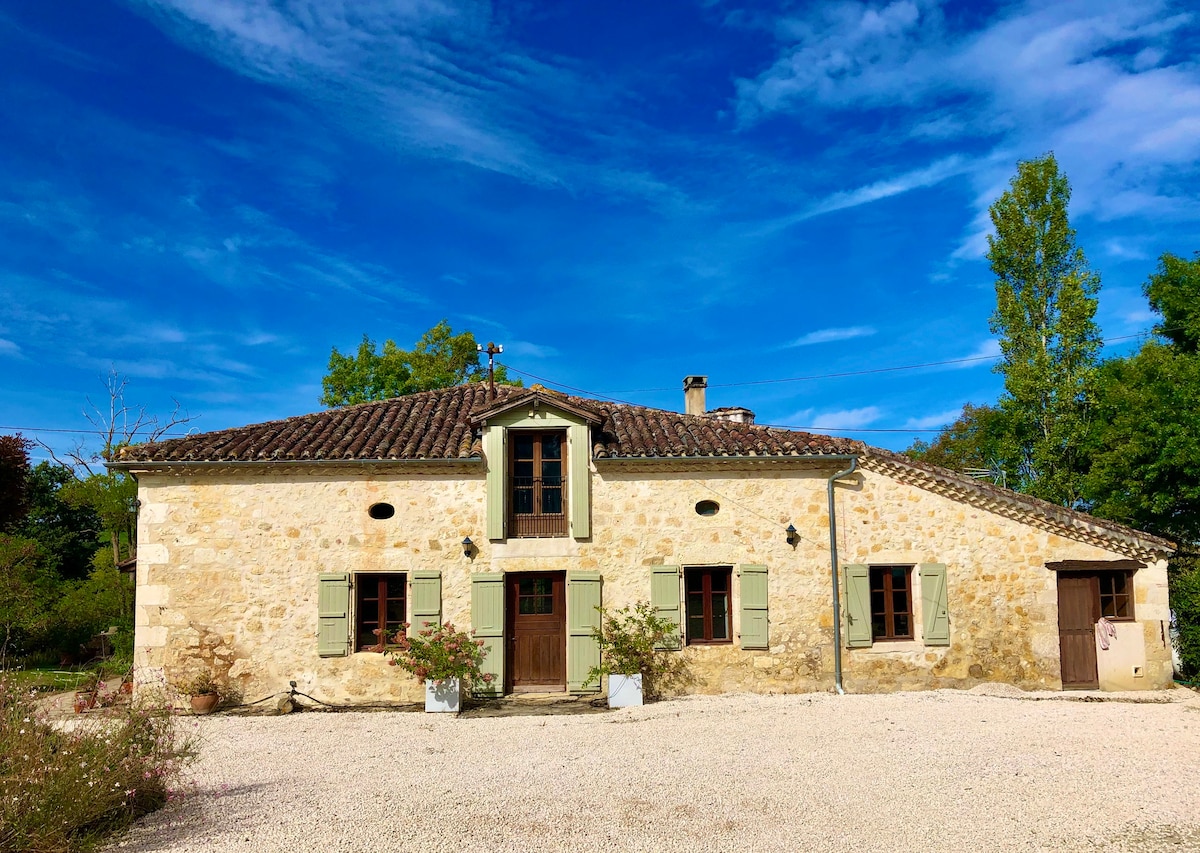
[354, 572, 407, 651]
[684, 566, 733, 645]
[869, 565, 914, 642]
[1097, 570, 1135, 621]
[508, 429, 568, 538]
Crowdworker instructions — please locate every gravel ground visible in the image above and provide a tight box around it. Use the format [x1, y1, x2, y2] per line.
[105, 686, 1200, 853]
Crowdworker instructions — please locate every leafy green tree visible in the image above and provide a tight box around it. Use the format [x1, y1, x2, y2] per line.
[320, 320, 518, 407]
[904, 403, 1017, 483]
[18, 462, 102, 581]
[1079, 253, 1200, 676]
[987, 153, 1101, 506]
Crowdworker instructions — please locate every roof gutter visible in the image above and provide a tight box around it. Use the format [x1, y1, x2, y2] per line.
[105, 457, 483, 471]
[827, 456, 859, 695]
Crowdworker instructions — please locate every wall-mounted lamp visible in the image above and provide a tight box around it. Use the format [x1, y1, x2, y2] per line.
[462, 537, 475, 559]
[785, 524, 798, 546]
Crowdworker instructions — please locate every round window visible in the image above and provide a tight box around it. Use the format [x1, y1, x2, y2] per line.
[695, 500, 720, 517]
[367, 502, 395, 520]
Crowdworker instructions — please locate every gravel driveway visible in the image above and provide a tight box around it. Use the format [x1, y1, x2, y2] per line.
[105, 687, 1200, 853]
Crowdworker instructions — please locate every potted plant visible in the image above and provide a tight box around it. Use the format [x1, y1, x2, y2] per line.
[73, 670, 102, 714]
[176, 671, 221, 715]
[585, 602, 693, 707]
[386, 622, 492, 713]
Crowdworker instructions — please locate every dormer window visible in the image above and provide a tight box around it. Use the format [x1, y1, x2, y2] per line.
[510, 430, 567, 538]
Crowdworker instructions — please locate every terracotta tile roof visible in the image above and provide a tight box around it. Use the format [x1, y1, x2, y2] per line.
[115, 385, 862, 463]
[113, 384, 1172, 558]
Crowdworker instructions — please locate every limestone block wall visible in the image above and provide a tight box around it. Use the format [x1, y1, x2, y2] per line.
[135, 465, 486, 705]
[134, 457, 1173, 705]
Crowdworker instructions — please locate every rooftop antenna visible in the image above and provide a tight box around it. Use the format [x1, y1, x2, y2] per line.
[964, 463, 1007, 489]
[478, 342, 503, 402]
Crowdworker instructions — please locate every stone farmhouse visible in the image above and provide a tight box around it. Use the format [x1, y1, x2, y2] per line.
[112, 377, 1175, 704]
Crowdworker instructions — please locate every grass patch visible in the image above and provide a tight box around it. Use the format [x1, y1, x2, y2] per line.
[0, 673, 197, 853]
[3, 666, 94, 694]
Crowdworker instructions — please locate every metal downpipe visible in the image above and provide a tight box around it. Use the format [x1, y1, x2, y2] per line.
[828, 457, 858, 695]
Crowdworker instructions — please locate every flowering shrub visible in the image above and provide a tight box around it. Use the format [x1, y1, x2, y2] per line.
[0, 672, 197, 853]
[585, 602, 694, 701]
[386, 622, 493, 688]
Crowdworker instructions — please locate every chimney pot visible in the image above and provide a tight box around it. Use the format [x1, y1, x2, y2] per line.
[683, 375, 707, 416]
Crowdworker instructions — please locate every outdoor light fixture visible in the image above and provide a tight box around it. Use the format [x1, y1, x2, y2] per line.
[462, 537, 474, 558]
[785, 524, 798, 546]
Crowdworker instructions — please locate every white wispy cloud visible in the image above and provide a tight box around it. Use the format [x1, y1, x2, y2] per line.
[949, 339, 1002, 369]
[0, 338, 21, 356]
[810, 406, 883, 430]
[504, 341, 559, 359]
[786, 326, 877, 347]
[903, 407, 962, 429]
[735, 0, 1200, 254]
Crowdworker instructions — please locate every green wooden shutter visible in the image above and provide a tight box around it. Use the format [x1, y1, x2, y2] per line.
[410, 571, 442, 633]
[484, 427, 506, 540]
[919, 563, 950, 646]
[471, 573, 505, 696]
[739, 564, 769, 650]
[568, 422, 591, 539]
[650, 565, 681, 650]
[566, 571, 602, 693]
[844, 564, 872, 648]
[317, 573, 351, 657]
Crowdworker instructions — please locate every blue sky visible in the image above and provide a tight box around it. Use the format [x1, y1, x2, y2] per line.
[2, 0, 1198, 464]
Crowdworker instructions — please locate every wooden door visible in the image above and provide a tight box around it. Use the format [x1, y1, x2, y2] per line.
[507, 572, 566, 692]
[1057, 574, 1099, 689]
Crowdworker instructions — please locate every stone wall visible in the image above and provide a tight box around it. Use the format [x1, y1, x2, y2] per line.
[133, 457, 1173, 705]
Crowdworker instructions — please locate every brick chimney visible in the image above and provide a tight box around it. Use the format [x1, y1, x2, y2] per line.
[683, 375, 707, 416]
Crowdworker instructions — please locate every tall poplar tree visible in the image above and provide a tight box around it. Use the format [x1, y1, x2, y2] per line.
[986, 153, 1100, 506]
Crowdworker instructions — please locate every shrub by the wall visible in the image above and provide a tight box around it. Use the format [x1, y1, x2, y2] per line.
[0, 676, 196, 853]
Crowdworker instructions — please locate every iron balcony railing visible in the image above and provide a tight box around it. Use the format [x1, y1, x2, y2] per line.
[510, 476, 567, 537]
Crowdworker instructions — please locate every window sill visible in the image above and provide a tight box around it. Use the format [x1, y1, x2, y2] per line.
[854, 640, 926, 655]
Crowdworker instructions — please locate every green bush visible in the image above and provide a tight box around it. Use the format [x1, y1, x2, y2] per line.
[1170, 552, 1200, 679]
[0, 675, 196, 853]
[585, 602, 693, 700]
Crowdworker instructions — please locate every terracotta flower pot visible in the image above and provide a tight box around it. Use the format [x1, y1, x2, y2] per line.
[190, 692, 220, 714]
[73, 691, 98, 714]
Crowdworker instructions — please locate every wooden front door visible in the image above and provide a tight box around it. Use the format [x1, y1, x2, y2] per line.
[506, 572, 566, 692]
[1057, 574, 1099, 689]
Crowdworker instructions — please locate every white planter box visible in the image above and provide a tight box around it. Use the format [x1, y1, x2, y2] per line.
[608, 673, 643, 708]
[425, 677, 461, 713]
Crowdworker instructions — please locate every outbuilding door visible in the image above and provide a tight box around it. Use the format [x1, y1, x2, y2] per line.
[1057, 574, 1099, 689]
[506, 572, 566, 692]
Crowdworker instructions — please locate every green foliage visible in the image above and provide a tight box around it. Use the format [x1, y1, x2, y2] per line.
[987, 152, 1101, 506]
[386, 622, 494, 687]
[1170, 553, 1200, 678]
[0, 434, 32, 531]
[1082, 342, 1200, 545]
[18, 463, 102, 581]
[585, 602, 693, 701]
[904, 403, 1017, 483]
[1145, 251, 1200, 353]
[59, 473, 136, 566]
[320, 320, 519, 407]
[0, 674, 196, 853]
[0, 536, 60, 658]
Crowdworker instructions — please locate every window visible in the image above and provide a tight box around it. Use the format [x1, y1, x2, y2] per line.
[355, 573, 406, 650]
[1098, 571, 1134, 620]
[685, 567, 732, 644]
[870, 566, 913, 641]
[509, 431, 567, 538]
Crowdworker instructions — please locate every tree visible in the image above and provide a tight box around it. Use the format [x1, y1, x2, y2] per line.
[41, 369, 195, 568]
[18, 462, 102, 581]
[904, 403, 1017, 483]
[1080, 252, 1200, 677]
[320, 320, 518, 407]
[0, 434, 32, 530]
[986, 152, 1101, 506]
